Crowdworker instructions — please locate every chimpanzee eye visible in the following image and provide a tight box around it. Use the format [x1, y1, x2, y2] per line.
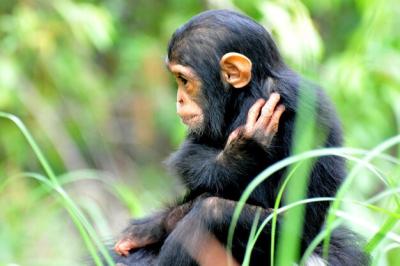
[178, 76, 188, 85]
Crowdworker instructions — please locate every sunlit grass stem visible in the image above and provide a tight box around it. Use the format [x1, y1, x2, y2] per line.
[0, 112, 115, 266]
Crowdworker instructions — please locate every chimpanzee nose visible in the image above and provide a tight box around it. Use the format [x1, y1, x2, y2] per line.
[177, 88, 185, 105]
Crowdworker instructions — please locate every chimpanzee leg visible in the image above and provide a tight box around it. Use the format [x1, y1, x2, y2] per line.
[312, 227, 370, 266]
[157, 197, 271, 266]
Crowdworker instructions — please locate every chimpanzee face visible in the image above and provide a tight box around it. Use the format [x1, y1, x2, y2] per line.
[167, 53, 252, 136]
[167, 62, 205, 134]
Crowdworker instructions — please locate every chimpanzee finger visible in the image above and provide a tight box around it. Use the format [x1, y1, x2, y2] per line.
[115, 239, 133, 256]
[256, 93, 280, 128]
[265, 104, 285, 135]
[246, 98, 266, 130]
[226, 126, 244, 146]
[115, 238, 145, 256]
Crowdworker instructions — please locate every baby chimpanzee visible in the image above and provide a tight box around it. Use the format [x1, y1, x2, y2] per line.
[111, 9, 369, 266]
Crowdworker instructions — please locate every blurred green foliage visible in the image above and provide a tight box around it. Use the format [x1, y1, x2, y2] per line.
[0, 0, 399, 265]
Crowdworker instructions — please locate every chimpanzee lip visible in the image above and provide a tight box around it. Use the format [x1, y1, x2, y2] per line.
[181, 115, 198, 125]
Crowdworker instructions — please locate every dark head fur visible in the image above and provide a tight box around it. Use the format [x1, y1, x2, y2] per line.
[167, 10, 293, 144]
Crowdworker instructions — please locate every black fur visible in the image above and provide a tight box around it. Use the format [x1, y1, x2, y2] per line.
[110, 10, 369, 266]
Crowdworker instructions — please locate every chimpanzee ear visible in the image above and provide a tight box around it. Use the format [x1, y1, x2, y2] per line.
[220, 52, 252, 89]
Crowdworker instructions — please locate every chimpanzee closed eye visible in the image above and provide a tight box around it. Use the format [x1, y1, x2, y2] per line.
[109, 9, 369, 266]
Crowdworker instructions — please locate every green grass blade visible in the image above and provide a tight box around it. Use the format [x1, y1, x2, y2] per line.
[299, 220, 342, 266]
[270, 163, 302, 266]
[16, 172, 103, 265]
[322, 134, 400, 259]
[365, 210, 400, 253]
[242, 209, 262, 266]
[0, 112, 115, 266]
[227, 147, 397, 264]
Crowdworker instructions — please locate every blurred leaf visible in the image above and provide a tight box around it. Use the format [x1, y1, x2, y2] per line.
[259, 0, 323, 69]
[54, 0, 115, 51]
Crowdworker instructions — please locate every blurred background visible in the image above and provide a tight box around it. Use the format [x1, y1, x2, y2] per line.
[0, 0, 399, 265]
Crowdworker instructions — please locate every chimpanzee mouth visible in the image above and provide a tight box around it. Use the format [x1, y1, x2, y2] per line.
[181, 115, 198, 125]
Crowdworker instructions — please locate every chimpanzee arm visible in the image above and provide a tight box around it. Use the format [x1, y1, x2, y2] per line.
[167, 95, 285, 196]
[167, 137, 268, 193]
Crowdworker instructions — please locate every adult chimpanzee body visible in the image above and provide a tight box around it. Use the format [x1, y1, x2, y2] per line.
[111, 10, 369, 266]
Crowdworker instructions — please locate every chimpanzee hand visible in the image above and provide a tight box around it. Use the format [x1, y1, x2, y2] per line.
[114, 202, 193, 256]
[227, 93, 285, 149]
[114, 214, 166, 256]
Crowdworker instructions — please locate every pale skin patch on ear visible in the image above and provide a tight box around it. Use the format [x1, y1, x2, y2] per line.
[219, 52, 252, 89]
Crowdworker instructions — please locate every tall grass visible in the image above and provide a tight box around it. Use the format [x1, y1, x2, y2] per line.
[227, 139, 400, 265]
[226, 86, 400, 265]
[1, 112, 399, 266]
[0, 112, 115, 266]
